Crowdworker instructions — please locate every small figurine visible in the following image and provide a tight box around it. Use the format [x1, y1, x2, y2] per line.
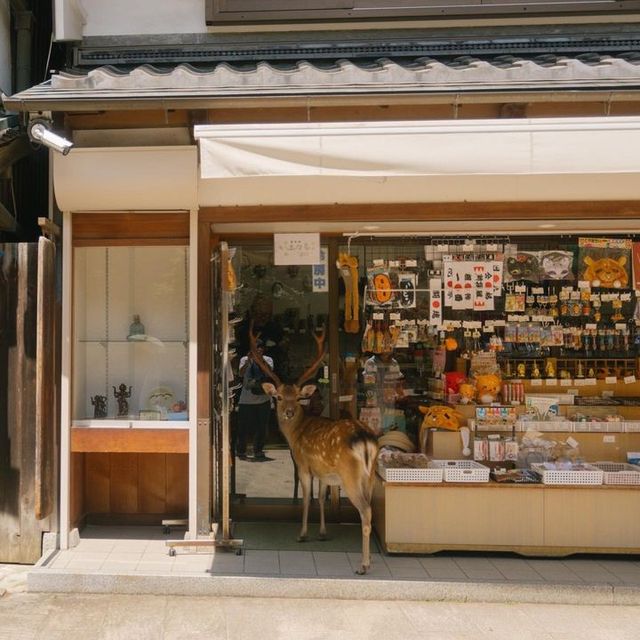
[90, 394, 107, 419]
[517, 363, 526, 379]
[531, 362, 541, 379]
[576, 361, 585, 378]
[588, 367, 596, 378]
[545, 361, 556, 379]
[128, 314, 145, 339]
[113, 383, 132, 417]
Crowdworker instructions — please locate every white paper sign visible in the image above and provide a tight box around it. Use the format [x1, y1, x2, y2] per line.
[625, 375, 637, 384]
[605, 376, 617, 384]
[531, 379, 543, 386]
[274, 233, 320, 265]
[545, 379, 558, 386]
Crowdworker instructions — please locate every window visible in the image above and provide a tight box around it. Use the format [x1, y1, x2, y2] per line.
[208, 0, 640, 24]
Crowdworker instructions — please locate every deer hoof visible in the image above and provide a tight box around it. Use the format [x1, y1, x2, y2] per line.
[354, 565, 368, 575]
[297, 535, 308, 542]
[317, 532, 327, 541]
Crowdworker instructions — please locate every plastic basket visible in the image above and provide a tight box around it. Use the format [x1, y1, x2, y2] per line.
[378, 463, 444, 483]
[530, 463, 603, 486]
[430, 460, 490, 483]
[591, 462, 640, 485]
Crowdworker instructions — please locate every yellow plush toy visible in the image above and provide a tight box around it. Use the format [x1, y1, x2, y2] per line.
[458, 382, 476, 404]
[583, 255, 628, 289]
[418, 405, 464, 454]
[475, 373, 502, 405]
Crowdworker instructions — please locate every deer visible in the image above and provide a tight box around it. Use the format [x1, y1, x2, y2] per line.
[249, 325, 379, 574]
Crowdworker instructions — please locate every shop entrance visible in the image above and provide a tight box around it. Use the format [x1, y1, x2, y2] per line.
[213, 240, 341, 525]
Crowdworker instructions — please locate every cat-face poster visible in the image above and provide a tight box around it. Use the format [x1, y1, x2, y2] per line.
[540, 250, 575, 281]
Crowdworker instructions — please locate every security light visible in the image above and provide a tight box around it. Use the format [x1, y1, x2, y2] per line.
[27, 119, 74, 155]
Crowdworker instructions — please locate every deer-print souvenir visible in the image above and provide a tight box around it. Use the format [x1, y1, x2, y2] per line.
[578, 237, 631, 288]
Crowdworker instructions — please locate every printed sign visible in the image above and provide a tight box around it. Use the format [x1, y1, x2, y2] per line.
[274, 233, 321, 265]
[311, 247, 329, 292]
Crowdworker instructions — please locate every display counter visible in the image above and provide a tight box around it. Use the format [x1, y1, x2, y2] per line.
[373, 476, 640, 556]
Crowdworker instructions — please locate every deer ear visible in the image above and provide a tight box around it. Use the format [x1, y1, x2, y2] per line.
[262, 382, 277, 396]
[299, 384, 316, 398]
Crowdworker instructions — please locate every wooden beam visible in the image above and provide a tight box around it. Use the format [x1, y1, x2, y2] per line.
[200, 201, 640, 224]
[71, 428, 189, 454]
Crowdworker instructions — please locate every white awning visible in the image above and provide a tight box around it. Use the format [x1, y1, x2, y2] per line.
[194, 117, 640, 206]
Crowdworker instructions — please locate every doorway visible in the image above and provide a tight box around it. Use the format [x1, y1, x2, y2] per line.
[213, 240, 336, 522]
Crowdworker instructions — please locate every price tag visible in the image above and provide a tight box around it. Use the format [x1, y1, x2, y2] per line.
[515, 285, 526, 293]
[624, 375, 637, 384]
[373, 259, 384, 267]
[492, 320, 506, 327]
[585, 323, 597, 330]
[373, 313, 385, 320]
[615, 324, 627, 331]
[486, 244, 498, 252]
[574, 379, 586, 386]
[436, 244, 449, 252]
[531, 379, 542, 386]
[545, 379, 558, 386]
[388, 260, 400, 268]
[605, 376, 617, 384]
[578, 281, 591, 289]
[338, 395, 353, 402]
[405, 259, 417, 267]
[585, 378, 597, 386]
[389, 313, 401, 320]
[532, 287, 544, 295]
[462, 243, 474, 252]
[560, 379, 573, 387]
[482, 326, 495, 333]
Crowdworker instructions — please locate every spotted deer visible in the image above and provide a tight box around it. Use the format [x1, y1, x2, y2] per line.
[250, 326, 378, 574]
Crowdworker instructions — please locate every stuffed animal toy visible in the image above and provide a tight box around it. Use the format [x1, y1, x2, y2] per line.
[418, 405, 465, 453]
[458, 382, 476, 404]
[474, 373, 502, 405]
[583, 255, 629, 288]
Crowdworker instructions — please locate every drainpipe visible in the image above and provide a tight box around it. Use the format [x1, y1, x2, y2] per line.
[12, 1, 33, 92]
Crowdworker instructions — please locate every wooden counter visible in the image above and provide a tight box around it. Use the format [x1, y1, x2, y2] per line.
[373, 476, 640, 556]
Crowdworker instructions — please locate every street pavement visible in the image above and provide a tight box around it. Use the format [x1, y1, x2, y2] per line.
[1, 590, 639, 639]
[1, 564, 639, 640]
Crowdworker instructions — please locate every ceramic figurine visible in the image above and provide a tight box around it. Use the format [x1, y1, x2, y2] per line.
[128, 314, 145, 338]
[90, 394, 107, 419]
[113, 383, 132, 417]
[531, 362, 541, 379]
[545, 361, 556, 379]
[517, 363, 526, 379]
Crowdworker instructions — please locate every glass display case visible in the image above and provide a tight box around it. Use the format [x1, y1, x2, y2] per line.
[73, 245, 189, 426]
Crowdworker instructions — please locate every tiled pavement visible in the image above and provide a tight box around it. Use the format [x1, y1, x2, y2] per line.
[29, 525, 640, 603]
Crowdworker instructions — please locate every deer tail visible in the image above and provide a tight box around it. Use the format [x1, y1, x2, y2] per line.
[350, 432, 379, 502]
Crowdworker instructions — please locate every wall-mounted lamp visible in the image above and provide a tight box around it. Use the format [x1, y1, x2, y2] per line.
[27, 118, 74, 155]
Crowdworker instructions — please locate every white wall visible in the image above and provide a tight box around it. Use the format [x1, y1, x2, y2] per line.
[0, 0, 11, 96]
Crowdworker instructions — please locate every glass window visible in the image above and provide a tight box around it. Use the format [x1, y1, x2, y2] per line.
[73, 246, 189, 424]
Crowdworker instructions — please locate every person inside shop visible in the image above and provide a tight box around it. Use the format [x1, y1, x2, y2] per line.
[237, 339, 275, 462]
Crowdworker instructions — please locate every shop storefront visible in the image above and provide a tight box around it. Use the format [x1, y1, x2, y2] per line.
[6, 71, 640, 556]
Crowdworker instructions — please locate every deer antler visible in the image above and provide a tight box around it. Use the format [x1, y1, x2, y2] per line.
[296, 326, 327, 387]
[249, 322, 281, 387]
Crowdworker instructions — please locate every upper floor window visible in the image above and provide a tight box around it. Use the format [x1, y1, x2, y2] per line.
[207, 0, 640, 24]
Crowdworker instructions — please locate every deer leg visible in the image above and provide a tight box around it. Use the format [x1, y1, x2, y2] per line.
[317, 480, 327, 540]
[342, 476, 373, 575]
[298, 471, 312, 542]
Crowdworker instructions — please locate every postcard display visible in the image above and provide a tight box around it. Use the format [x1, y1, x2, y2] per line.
[347, 237, 640, 555]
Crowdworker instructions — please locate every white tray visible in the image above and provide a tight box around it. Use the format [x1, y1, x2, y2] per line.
[430, 460, 490, 483]
[530, 463, 603, 486]
[378, 463, 443, 483]
[591, 462, 640, 485]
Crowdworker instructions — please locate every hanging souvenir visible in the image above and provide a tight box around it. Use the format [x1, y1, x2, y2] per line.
[429, 277, 443, 327]
[504, 252, 541, 283]
[540, 250, 575, 281]
[337, 253, 360, 333]
[367, 266, 395, 306]
[578, 238, 631, 288]
[505, 292, 526, 313]
[397, 272, 417, 309]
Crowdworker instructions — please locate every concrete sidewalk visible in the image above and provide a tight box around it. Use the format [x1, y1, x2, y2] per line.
[23, 525, 640, 605]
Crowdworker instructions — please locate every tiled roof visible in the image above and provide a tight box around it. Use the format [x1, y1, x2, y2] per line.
[5, 53, 640, 110]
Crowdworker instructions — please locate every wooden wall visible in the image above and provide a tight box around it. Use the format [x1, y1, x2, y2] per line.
[0, 243, 54, 563]
[71, 452, 188, 525]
